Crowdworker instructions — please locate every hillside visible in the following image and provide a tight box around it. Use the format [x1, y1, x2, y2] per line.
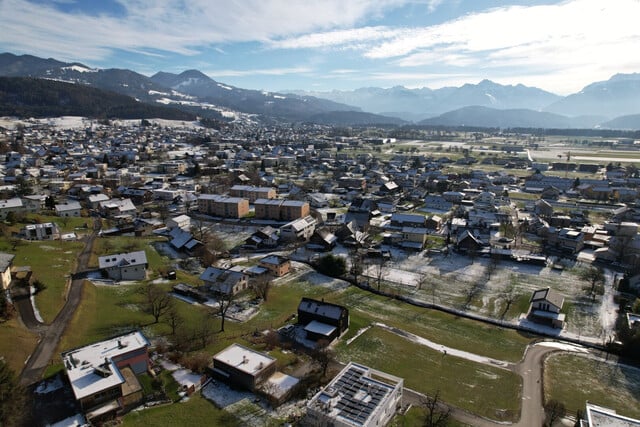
[0, 77, 196, 120]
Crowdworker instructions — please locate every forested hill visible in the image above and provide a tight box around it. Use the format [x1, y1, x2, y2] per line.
[0, 77, 196, 120]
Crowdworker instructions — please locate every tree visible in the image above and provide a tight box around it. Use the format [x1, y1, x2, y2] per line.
[251, 275, 272, 302]
[349, 249, 363, 285]
[544, 399, 566, 427]
[0, 359, 26, 427]
[315, 254, 346, 278]
[0, 289, 11, 320]
[310, 339, 334, 378]
[421, 390, 451, 427]
[141, 284, 172, 323]
[165, 302, 183, 335]
[217, 290, 236, 332]
[370, 256, 388, 291]
[195, 311, 216, 349]
[579, 266, 605, 302]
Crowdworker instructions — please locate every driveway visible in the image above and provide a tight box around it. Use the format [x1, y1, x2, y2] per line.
[19, 220, 100, 386]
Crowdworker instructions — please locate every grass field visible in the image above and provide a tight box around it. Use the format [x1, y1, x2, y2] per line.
[0, 317, 38, 373]
[337, 327, 521, 422]
[0, 239, 86, 324]
[544, 353, 640, 419]
[122, 394, 240, 426]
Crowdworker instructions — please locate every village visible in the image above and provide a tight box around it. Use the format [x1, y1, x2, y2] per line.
[0, 116, 639, 427]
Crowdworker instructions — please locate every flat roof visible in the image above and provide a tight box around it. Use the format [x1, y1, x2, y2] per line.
[213, 343, 276, 376]
[307, 362, 403, 427]
[61, 331, 149, 400]
[586, 403, 640, 426]
[304, 320, 336, 336]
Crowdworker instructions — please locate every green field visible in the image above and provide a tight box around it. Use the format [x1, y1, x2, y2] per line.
[337, 327, 521, 422]
[544, 353, 640, 419]
[0, 317, 38, 373]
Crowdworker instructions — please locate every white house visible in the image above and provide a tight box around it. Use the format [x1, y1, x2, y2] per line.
[279, 216, 317, 242]
[527, 287, 565, 329]
[0, 198, 25, 219]
[55, 201, 82, 217]
[98, 251, 148, 281]
[306, 362, 403, 427]
[22, 222, 61, 240]
[166, 214, 191, 231]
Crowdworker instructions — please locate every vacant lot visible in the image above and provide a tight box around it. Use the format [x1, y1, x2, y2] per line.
[544, 353, 640, 419]
[338, 327, 521, 422]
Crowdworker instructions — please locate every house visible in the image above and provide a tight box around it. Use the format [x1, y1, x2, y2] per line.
[199, 266, 248, 295]
[61, 331, 150, 422]
[389, 213, 426, 229]
[305, 362, 403, 427]
[87, 193, 111, 209]
[280, 216, 317, 242]
[99, 198, 137, 219]
[307, 229, 338, 252]
[400, 227, 429, 251]
[581, 402, 640, 426]
[198, 194, 249, 218]
[424, 195, 452, 211]
[166, 214, 191, 231]
[298, 297, 349, 342]
[167, 227, 202, 255]
[456, 230, 484, 253]
[533, 199, 553, 218]
[335, 221, 369, 248]
[98, 251, 148, 281]
[22, 222, 61, 240]
[0, 197, 25, 219]
[527, 287, 565, 329]
[211, 343, 277, 392]
[55, 201, 82, 217]
[258, 255, 291, 277]
[244, 226, 279, 249]
[0, 252, 15, 290]
[22, 194, 47, 213]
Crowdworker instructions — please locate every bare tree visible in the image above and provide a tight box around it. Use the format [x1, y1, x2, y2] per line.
[165, 302, 183, 335]
[349, 248, 363, 285]
[251, 275, 273, 302]
[579, 266, 605, 302]
[370, 256, 388, 291]
[421, 390, 451, 427]
[216, 290, 236, 332]
[195, 311, 216, 349]
[544, 399, 566, 427]
[311, 339, 334, 377]
[500, 275, 519, 320]
[486, 252, 500, 280]
[141, 284, 172, 323]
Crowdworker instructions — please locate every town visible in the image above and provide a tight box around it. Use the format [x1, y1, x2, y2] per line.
[0, 115, 639, 427]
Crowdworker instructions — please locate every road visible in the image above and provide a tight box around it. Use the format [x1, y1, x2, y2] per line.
[18, 220, 100, 386]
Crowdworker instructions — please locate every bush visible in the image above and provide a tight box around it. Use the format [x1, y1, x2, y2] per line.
[32, 279, 47, 294]
[315, 254, 346, 278]
[179, 352, 210, 374]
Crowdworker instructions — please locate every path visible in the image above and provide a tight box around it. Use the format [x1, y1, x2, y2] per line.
[18, 219, 100, 386]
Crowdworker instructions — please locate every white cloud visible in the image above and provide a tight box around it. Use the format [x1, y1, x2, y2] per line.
[204, 67, 312, 78]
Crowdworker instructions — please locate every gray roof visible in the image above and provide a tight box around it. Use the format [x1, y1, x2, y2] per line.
[298, 298, 346, 320]
[98, 251, 147, 269]
[530, 287, 564, 309]
[0, 253, 15, 271]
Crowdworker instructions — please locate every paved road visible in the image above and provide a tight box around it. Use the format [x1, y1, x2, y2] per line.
[18, 221, 99, 386]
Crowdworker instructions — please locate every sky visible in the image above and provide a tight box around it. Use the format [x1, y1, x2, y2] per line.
[1, 0, 640, 95]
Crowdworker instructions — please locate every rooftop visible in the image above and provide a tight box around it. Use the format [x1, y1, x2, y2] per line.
[61, 331, 149, 400]
[213, 343, 276, 376]
[586, 403, 640, 426]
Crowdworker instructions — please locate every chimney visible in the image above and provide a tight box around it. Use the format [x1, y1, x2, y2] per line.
[243, 355, 248, 364]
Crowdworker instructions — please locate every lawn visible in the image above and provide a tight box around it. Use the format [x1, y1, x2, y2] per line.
[0, 317, 38, 373]
[3, 239, 85, 324]
[391, 407, 472, 427]
[122, 394, 239, 426]
[329, 287, 532, 362]
[544, 353, 640, 419]
[337, 327, 522, 422]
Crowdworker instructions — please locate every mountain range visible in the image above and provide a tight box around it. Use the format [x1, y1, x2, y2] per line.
[1, 52, 640, 129]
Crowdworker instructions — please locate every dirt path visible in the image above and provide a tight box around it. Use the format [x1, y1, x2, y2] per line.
[19, 220, 100, 386]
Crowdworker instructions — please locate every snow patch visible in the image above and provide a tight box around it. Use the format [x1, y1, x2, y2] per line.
[34, 375, 64, 394]
[536, 341, 589, 353]
[63, 65, 96, 73]
[485, 92, 497, 104]
[30, 286, 43, 323]
[217, 83, 233, 91]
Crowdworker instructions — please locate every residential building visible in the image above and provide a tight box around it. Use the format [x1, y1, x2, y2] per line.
[98, 251, 148, 281]
[0, 197, 25, 219]
[258, 255, 291, 277]
[305, 362, 403, 427]
[61, 331, 150, 422]
[254, 198, 310, 221]
[298, 297, 349, 342]
[389, 213, 426, 229]
[99, 198, 137, 219]
[22, 222, 61, 240]
[166, 214, 191, 231]
[244, 226, 279, 249]
[0, 253, 15, 290]
[55, 200, 82, 217]
[198, 194, 249, 219]
[400, 227, 429, 251]
[199, 266, 248, 295]
[581, 402, 640, 426]
[211, 343, 277, 392]
[230, 185, 276, 203]
[280, 216, 317, 242]
[527, 287, 565, 329]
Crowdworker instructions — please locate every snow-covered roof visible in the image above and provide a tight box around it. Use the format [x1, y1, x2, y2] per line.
[61, 331, 149, 400]
[586, 403, 640, 426]
[98, 250, 147, 269]
[213, 344, 275, 376]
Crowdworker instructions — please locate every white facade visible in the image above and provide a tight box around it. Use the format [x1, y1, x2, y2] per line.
[98, 251, 148, 281]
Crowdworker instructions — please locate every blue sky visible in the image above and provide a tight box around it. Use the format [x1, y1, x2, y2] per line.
[1, 0, 639, 95]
